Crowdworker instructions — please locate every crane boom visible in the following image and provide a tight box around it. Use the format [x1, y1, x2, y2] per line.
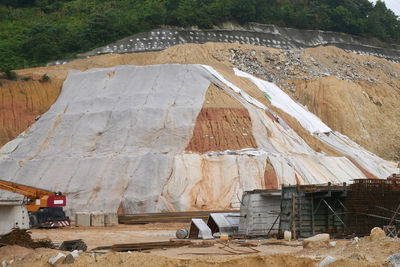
[0, 179, 55, 200]
[0, 179, 69, 228]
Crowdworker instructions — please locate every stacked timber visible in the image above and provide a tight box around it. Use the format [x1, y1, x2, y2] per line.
[111, 240, 192, 252]
[119, 210, 238, 224]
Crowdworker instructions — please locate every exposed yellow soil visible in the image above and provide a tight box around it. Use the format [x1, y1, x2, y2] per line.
[293, 75, 400, 161]
[0, 79, 62, 146]
[297, 46, 400, 160]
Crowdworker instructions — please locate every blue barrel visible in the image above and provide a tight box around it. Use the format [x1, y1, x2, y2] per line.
[175, 228, 189, 239]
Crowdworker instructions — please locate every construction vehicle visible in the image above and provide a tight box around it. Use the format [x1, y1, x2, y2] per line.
[0, 179, 70, 228]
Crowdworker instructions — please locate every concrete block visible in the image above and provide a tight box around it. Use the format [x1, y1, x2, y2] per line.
[75, 212, 90, 227]
[0, 204, 29, 235]
[104, 213, 118, 226]
[91, 212, 104, 227]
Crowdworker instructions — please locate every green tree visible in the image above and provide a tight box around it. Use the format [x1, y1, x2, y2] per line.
[21, 24, 62, 64]
[1, 0, 400, 71]
[329, 6, 352, 32]
[230, 0, 256, 24]
[80, 11, 125, 48]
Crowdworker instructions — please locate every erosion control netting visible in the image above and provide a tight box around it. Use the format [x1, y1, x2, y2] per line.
[0, 228, 53, 249]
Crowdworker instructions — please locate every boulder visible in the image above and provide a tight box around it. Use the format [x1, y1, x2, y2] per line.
[370, 227, 385, 242]
[48, 253, 66, 265]
[302, 234, 330, 249]
[62, 254, 75, 264]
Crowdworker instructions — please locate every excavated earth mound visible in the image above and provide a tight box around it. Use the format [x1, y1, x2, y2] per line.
[0, 79, 62, 147]
[0, 229, 53, 249]
[3, 43, 399, 161]
[0, 59, 396, 214]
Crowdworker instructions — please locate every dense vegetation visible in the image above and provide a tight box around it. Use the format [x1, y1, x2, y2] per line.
[1, 0, 399, 71]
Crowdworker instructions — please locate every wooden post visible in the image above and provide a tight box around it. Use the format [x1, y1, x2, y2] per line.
[292, 192, 296, 240]
[311, 194, 315, 235]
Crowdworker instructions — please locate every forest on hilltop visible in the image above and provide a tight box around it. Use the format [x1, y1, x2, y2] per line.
[1, 0, 399, 72]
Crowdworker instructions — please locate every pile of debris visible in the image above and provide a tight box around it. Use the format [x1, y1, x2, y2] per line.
[0, 228, 53, 249]
[227, 47, 399, 92]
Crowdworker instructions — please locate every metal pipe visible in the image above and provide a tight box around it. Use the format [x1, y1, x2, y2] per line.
[363, 213, 400, 223]
[322, 199, 346, 227]
[266, 214, 280, 237]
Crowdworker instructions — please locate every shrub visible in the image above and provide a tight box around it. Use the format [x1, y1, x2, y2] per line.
[39, 73, 50, 82]
[2, 70, 18, 80]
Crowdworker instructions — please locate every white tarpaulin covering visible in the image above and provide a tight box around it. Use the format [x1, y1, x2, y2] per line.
[316, 131, 396, 178]
[0, 64, 396, 214]
[234, 68, 332, 134]
[230, 68, 396, 178]
[0, 65, 213, 214]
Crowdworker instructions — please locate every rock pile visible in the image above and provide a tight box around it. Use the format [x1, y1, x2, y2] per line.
[228, 47, 400, 87]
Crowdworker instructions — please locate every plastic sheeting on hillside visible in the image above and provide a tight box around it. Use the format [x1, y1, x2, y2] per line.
[316, 131, 397, 178]
[0, 64, 395, 213]
[0, 65, 213, 214]
[156, 65, 372, 211]
[200, 65, 317, 154]
[229, 68, 396, 178]
[234, 68, 332, 134]
[159, 151, 365, 211]
[201, 65, 266, 110]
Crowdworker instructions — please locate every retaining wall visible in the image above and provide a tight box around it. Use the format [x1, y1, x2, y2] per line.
[48, 23, 400, 65]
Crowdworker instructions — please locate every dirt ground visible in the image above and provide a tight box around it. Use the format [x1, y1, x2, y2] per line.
[31, 222, 187, 250]
[0, 223, 399, 266]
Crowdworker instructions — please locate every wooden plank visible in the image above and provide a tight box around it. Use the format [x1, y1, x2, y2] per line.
[292, 192, 296, 240]
[111, 240, 192, 252]
[119, 210, 239, 224]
